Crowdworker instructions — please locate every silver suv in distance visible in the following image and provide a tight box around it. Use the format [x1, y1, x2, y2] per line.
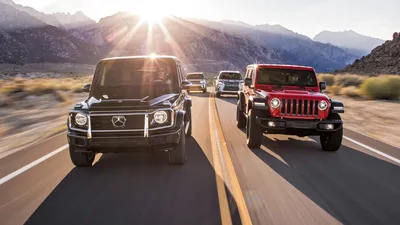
[186, 72, 207, 93]
[215, 71, 243, 98]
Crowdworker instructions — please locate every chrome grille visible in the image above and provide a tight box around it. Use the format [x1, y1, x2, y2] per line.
[281, 99, 319, 116]
[223, 86, 239, 91]
[91, 115, 145, 130]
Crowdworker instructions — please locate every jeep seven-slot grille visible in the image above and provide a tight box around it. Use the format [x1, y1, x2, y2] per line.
[91, 115, 145, 130]
[281, 99, 319, 116]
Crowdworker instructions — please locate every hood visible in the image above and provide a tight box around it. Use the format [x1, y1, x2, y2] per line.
[77, 94, 178, 111]
[220, 79, 242, 82]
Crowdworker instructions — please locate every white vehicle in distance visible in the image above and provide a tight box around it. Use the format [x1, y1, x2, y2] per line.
[186, 72, 207, 93]
[215, 70, 243, 98]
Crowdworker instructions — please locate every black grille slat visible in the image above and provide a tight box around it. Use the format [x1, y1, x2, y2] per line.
[287, 99, 291, 115]
[281, 99, 286, 114]
[314, 101, 319, 116]
[91, 115, 144, 130]
[309, 101, 314, 116]
[292, 99, 297, 115]
[304, 100, 308, 115]
[298, 100, 302, 115]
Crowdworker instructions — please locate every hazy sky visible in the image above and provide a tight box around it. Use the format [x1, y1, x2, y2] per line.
[14, 0, 399, 40]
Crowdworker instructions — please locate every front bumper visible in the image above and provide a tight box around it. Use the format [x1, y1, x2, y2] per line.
[257, 117, 343, 135]
[216, 86, 240, 94]
[188, 84, 206, 91]
[68, 127, 182, 152]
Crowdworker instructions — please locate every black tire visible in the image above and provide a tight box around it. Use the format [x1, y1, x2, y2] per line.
[320, 113, 343, 152]
[236, 100, 246, 129]
[69, 145, 95, 167]
[216, 92, 221, 98]
[186, 107, 192, 137]
[169, 125, 186, 165]
[246, 109, 263, 149]
[202, 88, 207, 93]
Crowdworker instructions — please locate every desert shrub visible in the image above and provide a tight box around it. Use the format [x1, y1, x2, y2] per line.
[318, 74, 335, 86]
[340, 86, 361, 98]
[25, 82, 56, 95]
[53, 91, 69, 102]
[72, 84, 84, 93]
[360, 76, 400, 100]
[335, 74, 365, 87]
[327, 85, 342, 95]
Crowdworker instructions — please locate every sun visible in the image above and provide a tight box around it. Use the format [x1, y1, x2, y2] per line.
[139, 9, 165, 25]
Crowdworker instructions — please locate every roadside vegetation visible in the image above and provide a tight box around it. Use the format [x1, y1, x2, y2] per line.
[318, 74, 400, 100]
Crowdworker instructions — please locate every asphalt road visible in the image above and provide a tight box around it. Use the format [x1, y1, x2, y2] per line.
[0, 90, 400, 225]
[215, 95, 400, 225]
[0, 92, 221, 225]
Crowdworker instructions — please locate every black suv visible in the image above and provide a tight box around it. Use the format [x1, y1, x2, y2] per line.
[67, 56, 193, 167]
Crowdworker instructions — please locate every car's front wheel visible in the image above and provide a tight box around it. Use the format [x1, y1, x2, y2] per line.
[69, 145, 95, 167]
[236, 100, 246, 129]
[202, 88, 207, 93]
[246, 109, 263, 149]
[169, 125, 186, 165]
[320, 113, 343, 152]
[216, 92, 221, 98]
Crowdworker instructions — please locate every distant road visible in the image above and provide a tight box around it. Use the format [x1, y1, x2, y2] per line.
[0, 88, 399, 225]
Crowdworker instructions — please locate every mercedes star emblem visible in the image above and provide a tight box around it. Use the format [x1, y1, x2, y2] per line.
[111, 116, 127, 128]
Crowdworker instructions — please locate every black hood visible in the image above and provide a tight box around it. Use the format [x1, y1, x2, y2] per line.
[79, 94, 179, 111]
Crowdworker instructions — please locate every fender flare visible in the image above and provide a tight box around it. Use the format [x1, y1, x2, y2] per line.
[174, 110, 186, 129]
[330, 99, 344, 113]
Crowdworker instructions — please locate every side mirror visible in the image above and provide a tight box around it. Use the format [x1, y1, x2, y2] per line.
[244, 78, 252, 86]
[182, 80, 192, 90]
[319, 81, 326, 91]
[82, 83, 91, 93]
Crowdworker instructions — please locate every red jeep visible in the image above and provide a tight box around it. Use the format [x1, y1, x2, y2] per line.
[236, 64, 344, 151]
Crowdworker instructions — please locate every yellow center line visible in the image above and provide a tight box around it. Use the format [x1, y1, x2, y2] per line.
[208, 92, 253, 225]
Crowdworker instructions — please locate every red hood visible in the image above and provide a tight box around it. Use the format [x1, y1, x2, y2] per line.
[268, 90, 330, 101]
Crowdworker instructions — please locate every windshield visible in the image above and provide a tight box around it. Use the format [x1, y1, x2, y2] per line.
[219, 73, 242, 80]
[91, 58, 178, 99]
[186, 74, 204, 79]
[257, 68, 317, 87]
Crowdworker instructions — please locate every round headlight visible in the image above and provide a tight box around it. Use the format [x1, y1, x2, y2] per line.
[270, 98, 281, 109]
[318, 100, 328, 111]
[75, 113, 87, 126]
[154, 111, 168, 124]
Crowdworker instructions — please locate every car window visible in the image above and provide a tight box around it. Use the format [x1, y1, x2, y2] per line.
[219, 73, 242, 80]
[186, 74, 204, 79]
[257, 68, 317, 86]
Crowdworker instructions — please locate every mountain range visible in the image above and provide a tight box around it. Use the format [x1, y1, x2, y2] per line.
[314, 30, 385, 57]
[0, 0, 388, 73]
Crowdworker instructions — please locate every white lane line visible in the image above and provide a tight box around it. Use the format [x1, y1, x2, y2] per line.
[344, 136, 400, 165]
[0, 144, 69, 185]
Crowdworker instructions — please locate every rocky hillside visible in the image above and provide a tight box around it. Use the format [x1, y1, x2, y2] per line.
[314, 30, 385, 57]
[0, 2, 105, 64]
[341, 34, 400, 75]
